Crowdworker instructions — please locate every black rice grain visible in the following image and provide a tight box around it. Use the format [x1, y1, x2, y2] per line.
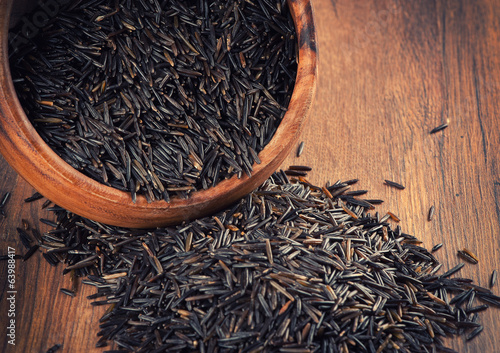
[430, 123, 449, 134]
[384, 179, 405, 189]
[432, 243, 443, 252]
[24, 192, 43, 203]
[296, 141, 305, 157]
[428, 205, 435, 221]
[458, 249, 479, 264]
[0, 191, 10, 208]
[45, 344, 62, 353]
[23, 245, 39, 261]
[60, 288, 76, 297]
[491, 270, 497, 288]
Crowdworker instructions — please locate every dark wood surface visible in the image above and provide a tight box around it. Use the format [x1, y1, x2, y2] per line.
[1, 0, 499, 352]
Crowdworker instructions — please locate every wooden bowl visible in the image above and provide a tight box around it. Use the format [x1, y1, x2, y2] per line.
[0, 0, 317, 228]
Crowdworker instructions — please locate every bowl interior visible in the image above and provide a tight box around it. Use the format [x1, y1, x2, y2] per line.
[0, 0, 317, 228]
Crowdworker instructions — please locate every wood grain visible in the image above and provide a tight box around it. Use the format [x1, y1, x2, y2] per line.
[1, 0, 500, 352]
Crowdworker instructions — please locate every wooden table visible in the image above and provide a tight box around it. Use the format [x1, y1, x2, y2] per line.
[1, 0, 499, 352]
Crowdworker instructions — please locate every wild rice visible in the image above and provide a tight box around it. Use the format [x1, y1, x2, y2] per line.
[30, 169, 499, 352]
[10, 0, 298, 202]
[45, 344, 62, 353]
[490, 270, 497, 288]
[431, 243, 443, 252]
[384, 179, 405, 190]
[430, 123, 449, 134]
[296, 141, 305, 157]
[0, 191, 10, 208]
[428, 205, 435, 221]
[24, 192, 43, 203]
[458, 249, 479, 264]
[60, 288, 76, 297]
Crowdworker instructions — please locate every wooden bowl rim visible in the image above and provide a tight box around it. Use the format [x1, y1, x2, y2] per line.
[0, 0, 318, 228]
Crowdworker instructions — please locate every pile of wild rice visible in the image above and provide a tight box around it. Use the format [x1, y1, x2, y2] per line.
[9, 0, 297, 202]
[27, 170, 499, 353]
